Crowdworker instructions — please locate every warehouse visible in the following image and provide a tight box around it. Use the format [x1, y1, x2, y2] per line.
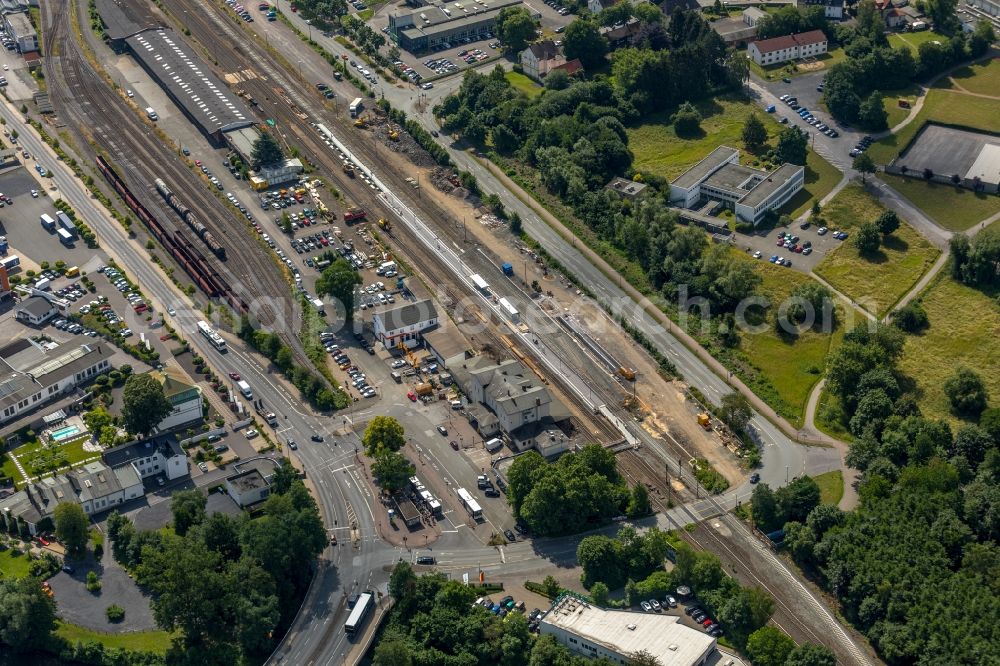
[389, 0, 526, 53]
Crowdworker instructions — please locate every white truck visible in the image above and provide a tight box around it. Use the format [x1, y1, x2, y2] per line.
[349, 97, 363, 118]
[236, 380, 253, 399]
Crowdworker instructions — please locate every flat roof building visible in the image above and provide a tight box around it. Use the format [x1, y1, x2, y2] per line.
[540, 595, 717, 666]
[389, 0, 525, 52]
[225, 469, 270, 507]
[123, 28, 254, 140]
[3, 11, 37, 53]
[669, 146, 804, 226]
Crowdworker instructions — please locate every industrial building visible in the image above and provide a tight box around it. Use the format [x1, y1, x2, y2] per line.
[0, 339, 113, 426]
[540, 595, 718, 666]
[388, 0, 526, 53]
[3, 11, 37, 53]
[669, 146, 804, 226]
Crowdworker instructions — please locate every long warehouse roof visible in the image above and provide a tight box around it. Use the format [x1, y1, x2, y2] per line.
[125, 28, 254, 135]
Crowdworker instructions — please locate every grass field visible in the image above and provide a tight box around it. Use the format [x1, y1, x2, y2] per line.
[813, 185, 941, 316]
[879, 173, 1000, 231]
[749, 48, 847, 81]
[897, 273, 1000, 423]
[887, 30, 951, 54]
[0, 548, 33, 580]
[778, 150, 844, 219]
[868, 88, 1000, 163]
[940, 57, 1000, 96]
[55, 622, 174, 653]
[505, 71, 544, 98]
[814, 470, 844, 505]
[14, 435, 97, 480]
[734, 260, 846, 426]
[883, 85, 921, 129]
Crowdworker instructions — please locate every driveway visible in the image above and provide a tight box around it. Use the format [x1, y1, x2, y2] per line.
[50, 544, 158, 632]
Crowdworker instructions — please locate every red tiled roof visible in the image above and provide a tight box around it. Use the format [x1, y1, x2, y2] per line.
[554, 58, 584, 75]
[753, 29, 827, 55]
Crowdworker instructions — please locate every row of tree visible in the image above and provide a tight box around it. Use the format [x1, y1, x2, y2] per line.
[506, 445, 648, 535]
[362, 416, 415, 492]
[105, 461, 327, 664]
[950, 229, 1000, 289]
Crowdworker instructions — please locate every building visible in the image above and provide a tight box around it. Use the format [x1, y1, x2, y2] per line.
[103, 435, 189, 482]
[588, 0, 617, 12]
[15, 296, 59, 326]
[0, 461, 144, 535]
[747, 29, 828, 66]
[3, 12, 37, 53]
[711, 16, 759, 46]
[606, 176, 648, 199]
[451, 356, 571, 454]
[389, 0, 527, 53]
[225, 469, 270, 507]
[519, 41, 584, 82]
[670, 146, 804, 226]
[0, 341, 112, 426]
[799, 0, 844, 19]
[742, 6, 768, 25]
[540, 595, 718, 666]
[149, 366, 203, 432]
[256, 158, 304, 187]
[372, 299, 439, 350]
[600, 19, 643, 49]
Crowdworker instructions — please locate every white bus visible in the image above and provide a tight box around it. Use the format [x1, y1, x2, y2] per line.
[345, 592, 373, 636]
[456, 488, 483, 520]
[197, 320, 227, 352]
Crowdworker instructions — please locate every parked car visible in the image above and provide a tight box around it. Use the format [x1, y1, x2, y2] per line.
[416, 556, 436, 565]
[641, 601, 653, 612]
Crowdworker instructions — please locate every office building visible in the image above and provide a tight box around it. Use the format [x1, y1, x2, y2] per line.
[389, 0, 525, 52]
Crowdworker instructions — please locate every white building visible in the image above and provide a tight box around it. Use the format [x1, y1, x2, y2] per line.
[103, 436, 190, 482]
[747, 29, 828, 66]
[3, 12, 38, 53]
[149, 367, 204, 432]
[540, 595, 718, 666]
[372, 299, 439, 350]
[225, 469, 270, 507]
[798, 0, 844, 19]
[0, 340, 113, 426]
[15, 296, 59, 326]
[669, 146, 805, 226]
[742, 6, 767, 26]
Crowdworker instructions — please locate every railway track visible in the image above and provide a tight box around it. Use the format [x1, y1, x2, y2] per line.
[42, 0, 307, 361]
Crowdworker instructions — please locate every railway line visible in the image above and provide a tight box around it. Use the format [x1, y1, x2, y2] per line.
[42, 1, 307, 361]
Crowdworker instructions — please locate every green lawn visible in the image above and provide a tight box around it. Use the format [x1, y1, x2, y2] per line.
[897, 273, 1000, 424]
[813, 185, 941, 316]
[735, 261, 846, 426]
[0, 548, 34, 580]
[814, 470, 844, 506]
[15, 434, 97, 481]
[868, 88, 1000, 163]
[880, 173, 1000, 231]
[778, 150, 843, 219]
[883, 85, 921, 129]
[814, 388, 852, 441]
[749, 47, 847, 81]
[946, 58, 1000, 96]
[504, 71, 544, 98]
[887, 30, 951, 54]
[55, 622, 174, 653]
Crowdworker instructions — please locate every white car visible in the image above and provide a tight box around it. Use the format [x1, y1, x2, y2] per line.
[167, 307, 176, 316]
[245, 429, 259, 439]
[30, 189, 38, 198]
[752, 250, 762, 259]
[126, 88, 133, 97]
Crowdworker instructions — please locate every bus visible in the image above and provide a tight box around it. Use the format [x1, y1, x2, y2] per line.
[197, 320, 228, 352]
[345, 592, 373, 636]
[456, 488, 483, 520]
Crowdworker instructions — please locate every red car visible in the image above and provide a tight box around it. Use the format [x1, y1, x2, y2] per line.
[702, 618, 713, 627]
[407, 390, 416, 402]
[776, 239, 785, 246]
[38, 536, 50, 546]
[229, 372, 241, 381]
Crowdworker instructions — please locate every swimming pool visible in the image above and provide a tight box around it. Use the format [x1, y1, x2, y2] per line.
[50, 426, 81, 442]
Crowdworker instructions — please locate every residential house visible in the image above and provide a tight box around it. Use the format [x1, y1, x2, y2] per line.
[15, 296, 58, 326]
[149, 366, 204, 432]
[798, 0, 844, 20]
[372, 299, 439, 350]
[600, 18, 642, 49]
[747, 29, 828, 66]
[103, 436, 190, 482]
[519, 41, 582, 81]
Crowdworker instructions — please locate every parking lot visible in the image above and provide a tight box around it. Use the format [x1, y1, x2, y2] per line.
[735, 220, 850, 273]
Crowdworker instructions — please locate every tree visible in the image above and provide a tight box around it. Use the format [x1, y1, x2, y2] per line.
[388, 561, 416, 601]
[925, 0, 959, 33]
[362, 416, 406, 456]
[509, 211, 523, 235]
[968, 20, 996, 57]
[627, 650, 662, 666]
[784, 643, 837, 666]
[563, 19, 608, 70]
[751, 484, 782, 532]
[673, 102, 701, 137]
[171, 490, 207, 537]
[776, 126, 808, 165]
[852, 152, 877, 182]
[777, 475, 821, 523]
[852, 221, 881, 255]
[590, 581, 609, 606]
[954, 425, 994, 468]
[315, 258, 363, 321]
[0, 577, 57, 651]
[980, 408, 1000, 445]
[270, 458, 298, 495]
[746, 626, 795, 666]
[373, 450, 414, 492]
[858, 91, 888, 131]
[374, 639, 413, 666]
[627, 483, 651, 517]
[875, 210, 900, 236]
[543, 69, 571, 90]
[495, 6, 536, 53]
[577, 535, 624, 588]
[742, 113, 768, 152]
[943, 366, 989, 417]
[251, 131, 283, 170]
[717, 586, 774, 647]
[542, 575, 561, 599]
[719, 392, 753, 436]
[54, 502, 89, 556]
[121, 373, 172, 438]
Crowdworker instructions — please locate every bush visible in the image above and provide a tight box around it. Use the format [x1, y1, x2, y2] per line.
[86, 570, 101, 593]
[105, 604, 125, 622]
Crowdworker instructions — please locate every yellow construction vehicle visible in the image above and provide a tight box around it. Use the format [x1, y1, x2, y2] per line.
[388, 130, 399, 141]
[618, 367, 636, 381]
[354, 117, 366, 128]
[396, 341, 419, 368]
[377, 218, 391, 232]
[697, 413, 711, 430]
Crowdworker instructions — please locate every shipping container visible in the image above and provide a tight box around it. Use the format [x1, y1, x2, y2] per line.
[40, 213, 56, 231]
[57, 228, 74, 246]
[0, 255, 19, 270]
[56, 211, 78, 238]
[349, 97, 363, 117]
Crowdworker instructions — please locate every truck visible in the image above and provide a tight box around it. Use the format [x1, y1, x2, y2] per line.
[34, 277, 51, 291]
[236, 380, 253, 399]
[343, 207, 366, 223]
[255, 401, 278, 426]
[56, 212, 78, 238]
[414, 382, 433, 397]
[311, 297, 326, 316]
[376, 261, 396, 276]
[349, 97, 363, 118]
[40, 213, 56, 232]
[0, 255, 19, 271]
[501, 262, 513, 277]
[57, 228, 75, 247]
